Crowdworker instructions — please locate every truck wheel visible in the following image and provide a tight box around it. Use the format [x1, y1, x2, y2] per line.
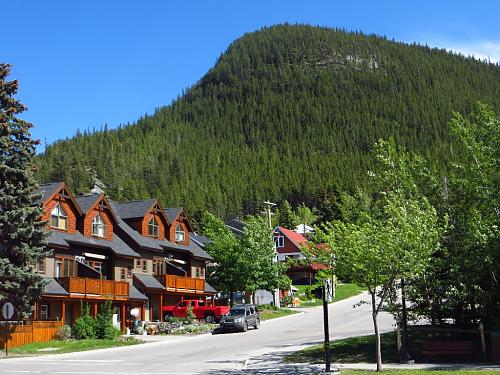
[164, 312, 173, 321]
[205, 313, 215, 324]
[254, 318, 260, 329]
[242, 322, 248, 332]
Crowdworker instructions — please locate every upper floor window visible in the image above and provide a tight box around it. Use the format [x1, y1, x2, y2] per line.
[50, 204, 68, 230]
[92, 214, 105, 237]
[148, 217, 159, 238]
[274, 235, 284, 248]
[175, 224, 185, 242]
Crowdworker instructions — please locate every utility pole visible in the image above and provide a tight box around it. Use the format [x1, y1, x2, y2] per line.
[263, 200, 280, 308]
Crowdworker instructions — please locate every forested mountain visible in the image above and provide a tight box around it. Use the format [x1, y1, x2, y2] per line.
[35, 24, 500, 219]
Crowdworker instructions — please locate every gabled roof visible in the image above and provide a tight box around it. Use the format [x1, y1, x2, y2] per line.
[75, 193, 102, 213]
[33, 182, 83, 215]
[226, 219, 245, 235]
[47, 230, 140, 258]
[114, 199, 158, 220]
[170, 241, 213, 261]
[165, 208, 182, 224]
[75, 193, 119, 222]
[277, 226, 309, 250]
[33, 182, 64, 205]
[205, 281, 217, 294]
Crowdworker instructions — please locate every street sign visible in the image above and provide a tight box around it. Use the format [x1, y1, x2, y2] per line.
[323, 279, 333, 303]
[2, 302, 14, 320]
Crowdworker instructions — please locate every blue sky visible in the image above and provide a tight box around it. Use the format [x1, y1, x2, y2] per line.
[3, 1, 500, 151]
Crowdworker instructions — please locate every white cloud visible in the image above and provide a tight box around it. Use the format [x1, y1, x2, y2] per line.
[431, 40, 500, 64]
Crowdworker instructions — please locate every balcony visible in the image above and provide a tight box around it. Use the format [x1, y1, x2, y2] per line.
[156, 275, 205, 295]
[58, 277, 129, 300]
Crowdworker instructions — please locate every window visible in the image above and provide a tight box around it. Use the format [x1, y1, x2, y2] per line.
[84, 260, 103, 274]
[142, 259, 147, 272]
[40, 304, 49, 320]
[30, 259, 46, 274]
[195, 267, 200, 278]
[175, 224, 185, 242]
[274, 236, 284, 248]
[120, 268, 126, 281]
[55, 257, 75, 277]
[50, 204, 68, 230]
[92, 214, 105, 237]
[153, 258, 166, 275]
[148, 217, 159, 238]
[135, 259, 141, 269]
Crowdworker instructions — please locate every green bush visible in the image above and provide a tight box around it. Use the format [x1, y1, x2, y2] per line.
[72, 303, 95, 339]
[184, 304, 196, 324]
[95, 301, 120, 340]
[55, 325, 72, 341]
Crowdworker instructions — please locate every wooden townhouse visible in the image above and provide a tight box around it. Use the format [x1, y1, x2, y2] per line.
[31, 182, 215, 332]
[273, 226, 327, 285]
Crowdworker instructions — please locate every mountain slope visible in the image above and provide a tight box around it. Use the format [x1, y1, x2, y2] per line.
[35, 24, 500, 218]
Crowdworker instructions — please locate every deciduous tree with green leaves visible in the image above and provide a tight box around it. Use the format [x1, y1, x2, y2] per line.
[320, 141, 443, 371]
[0, 63, 50, 318]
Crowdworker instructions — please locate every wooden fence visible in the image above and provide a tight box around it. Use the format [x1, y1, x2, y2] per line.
[0, 321, 63, 349]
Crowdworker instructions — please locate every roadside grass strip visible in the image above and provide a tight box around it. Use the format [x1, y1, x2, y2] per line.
[258, 307, 299, 321]
[295, 283, 365, 308]
[8, 337, 142, 357]
[339, 371, 500, 375]
[285, 332, 401, 364]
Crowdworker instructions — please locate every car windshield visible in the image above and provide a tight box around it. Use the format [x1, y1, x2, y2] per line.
[228, 308, 245, 316]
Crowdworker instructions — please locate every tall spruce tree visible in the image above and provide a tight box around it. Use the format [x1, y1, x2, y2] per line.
[0, 64, 49, 319]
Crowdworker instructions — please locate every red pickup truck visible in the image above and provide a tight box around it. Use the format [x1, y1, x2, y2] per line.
[162, 300, 230, 323]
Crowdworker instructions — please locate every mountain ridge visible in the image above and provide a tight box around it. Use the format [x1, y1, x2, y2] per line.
[35, 24, 500, 218]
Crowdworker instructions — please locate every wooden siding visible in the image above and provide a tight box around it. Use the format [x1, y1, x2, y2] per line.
[42, 197, 78, 234]
[141, 213, 166, 240]
[168, 220, 189, 245]
[82, 209, 114, 240]
[0, 321, 63, 349]
[156, 275, 205, 294]
[58, 277, 129, 300]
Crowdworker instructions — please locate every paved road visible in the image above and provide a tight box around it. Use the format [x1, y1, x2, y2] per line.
[0, 292, 395, 374]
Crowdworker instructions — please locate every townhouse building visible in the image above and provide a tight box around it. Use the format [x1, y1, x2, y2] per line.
[31, 182, 215, 332]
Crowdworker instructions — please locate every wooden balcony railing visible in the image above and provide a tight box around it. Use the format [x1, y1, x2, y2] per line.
[156, 275, 205, 294]
[58, 277, 129, 300]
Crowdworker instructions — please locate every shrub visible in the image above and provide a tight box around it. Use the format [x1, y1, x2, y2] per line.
[55, 325, 71, 341]
[184, 304, 196, 324]
[95, 301, 120, 340]
[72, 303, 95, 339]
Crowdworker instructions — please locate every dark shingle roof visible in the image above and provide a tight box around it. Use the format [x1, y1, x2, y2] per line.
[48, 230, 140, 258]
[165, 208, 182, 223]
[226, 219, 245, 235]
[114, 200, 157, 220]
[205, 281, 216, 294]
[33, 182, 63, 205]
[129, 285, 149, 301]
[43, 277, 69, 296]
[75, 193, 101, 213]
[133, 273, 165, 291]
[189, 233, 212, 247]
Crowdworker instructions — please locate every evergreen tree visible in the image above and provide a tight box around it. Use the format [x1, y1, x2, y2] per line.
[0, 64, 50, 318]
[276, 200, 296, 229]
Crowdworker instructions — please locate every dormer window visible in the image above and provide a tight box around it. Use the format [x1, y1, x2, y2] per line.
[92, 214, 105, 237]
[274, 236, 284, 248]
[148, 217, 159, 238]
[50, 204, 68, 230]
[175, 224, 185, 242]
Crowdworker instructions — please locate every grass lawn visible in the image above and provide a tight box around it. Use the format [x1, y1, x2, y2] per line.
[284, 331, 400, 364]
[336, 371, 500, 375]
[8, 337, 141, 357]
[258, 307, 299, 321]
[295, 283, 365, 308]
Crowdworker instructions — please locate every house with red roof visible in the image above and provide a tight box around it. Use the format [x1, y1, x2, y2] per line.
[273, 226, 327, 285]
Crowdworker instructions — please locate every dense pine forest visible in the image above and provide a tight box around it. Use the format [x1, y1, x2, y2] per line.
[35, 24, 500, 218]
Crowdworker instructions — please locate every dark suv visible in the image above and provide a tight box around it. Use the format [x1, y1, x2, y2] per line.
[219, 304, 260, 332]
